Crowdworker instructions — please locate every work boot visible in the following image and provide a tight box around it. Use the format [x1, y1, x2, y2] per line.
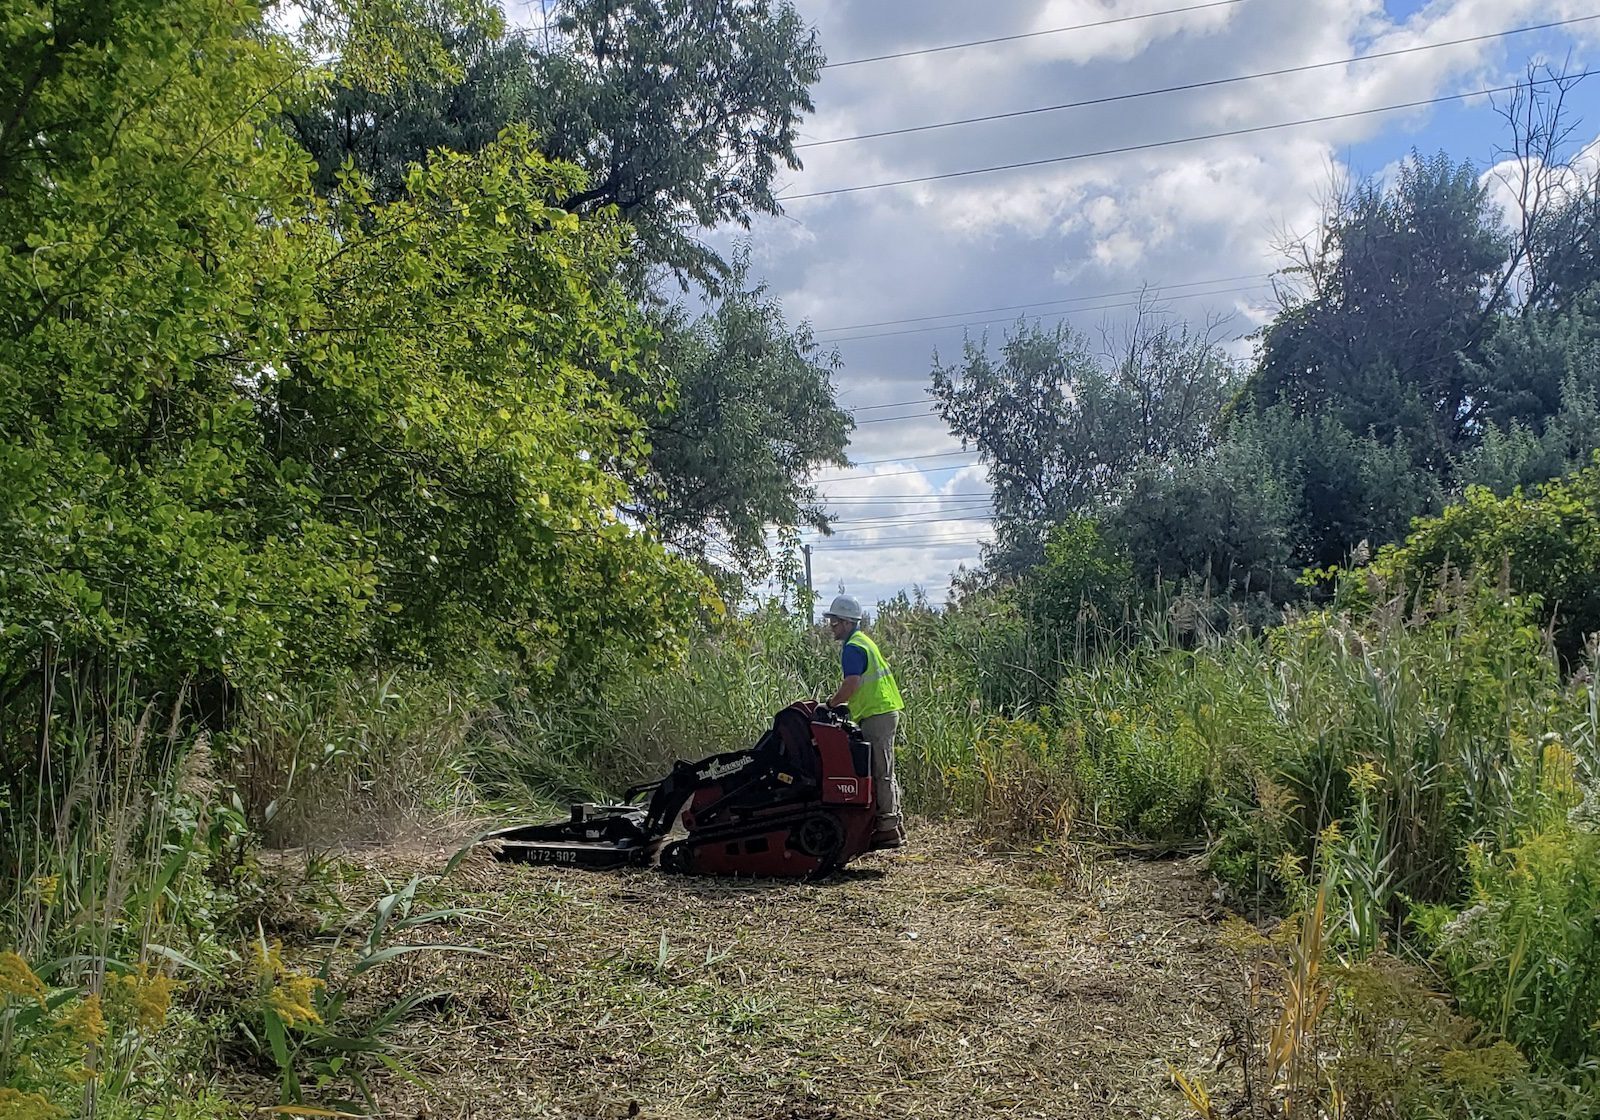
[870, 825, 907, 851]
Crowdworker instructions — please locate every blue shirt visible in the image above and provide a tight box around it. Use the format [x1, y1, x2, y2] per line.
[841, 633, 868, 678]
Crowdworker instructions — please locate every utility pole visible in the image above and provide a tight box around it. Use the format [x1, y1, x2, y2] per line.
[802, 544, 814, 625]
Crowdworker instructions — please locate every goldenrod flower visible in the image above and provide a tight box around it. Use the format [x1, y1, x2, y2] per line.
[34, 876, 60, 907]
[250, 938, 286, 983]
[116, 961, 181, 1032]
[249, 937, 324, 1028]
[1346, 760, 1384, 795]
[267, 973, 325, 1028]
[0, 1087, 68, 1120]
[1274, 851, 1305, 885]
[0, 951, 46, 1004]
[1541, 740, 1579, 799]
[1218, 915, 1269, 954]
[55, 992, 107, 1047]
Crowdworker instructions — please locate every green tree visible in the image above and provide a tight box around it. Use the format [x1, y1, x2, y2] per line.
[1459, 374, 1600, 495]
[1374, 456, 1600, 661]
[1469, 285, 1600, 435]
[285, 0, 824, 290]
[284, 2, 539, 198]
[1020, 516, 1134, 642]
[930, 312, 1235, 571]
[1243, 153, 1510, 465]
[639, 262, 851, 573]
[1103, 426, 1299, 601]
[271, 133, 713, 678]
[1253, 406, 1444, 570]
[282, 0, 837, 576]
[0, 0, 709, 757]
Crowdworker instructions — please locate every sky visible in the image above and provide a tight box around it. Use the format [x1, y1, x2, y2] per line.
[710, 0, 1600, 613]
[516, 0, 1600, 612]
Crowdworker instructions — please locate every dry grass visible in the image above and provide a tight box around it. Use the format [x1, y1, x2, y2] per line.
[258, 822, 1248, 1120]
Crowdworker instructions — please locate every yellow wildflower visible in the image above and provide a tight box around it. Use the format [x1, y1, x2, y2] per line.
[1274, 850, 1305, 885]
[1346, 760, 1384, 795]
[34, 876, 59, 907]
[1438, 1041, 1527, 1093]
[1218, 915, 1269, 954]
[55, 992, 107, 1047]
[0, 1088, 68, 1120]
[115, 961, 182, 1032]
[0, 951, 46, 1004]
[267, 973, 325, 1028]
[250, 937, 324, 1028]
[63, 1065, 98, 1085]
[249, 938, 286, 983]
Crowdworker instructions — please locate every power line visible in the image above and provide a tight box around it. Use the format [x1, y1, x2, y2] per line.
[813, 450, 980, 479]
[817, 511, 999, 533]
[828, 507, 994, 526]
[815, 272, 1270, 335]
[816, 463, 978, 481]
[821, 0, 1242, 69]
[830, 508, 995, 524]
[843, 449, 971, 466]
[854, 409, 941, 425]
[779, 71, 1599, 201]
[826, 281, 1271, 344]
[803, 14, 1600, 148]
[824, 502, 992, 511]
[815, 530, 990, 544]
[826, 520, 993, 536]
[813, 535, 994, 552]
[846, 396, 934, 412]
[821, 492, 991, 501]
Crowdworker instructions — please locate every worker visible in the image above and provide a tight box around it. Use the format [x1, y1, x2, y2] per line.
[822, 594, 906, 850]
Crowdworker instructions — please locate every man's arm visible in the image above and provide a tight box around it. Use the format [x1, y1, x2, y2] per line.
[830, 639, 869, 708]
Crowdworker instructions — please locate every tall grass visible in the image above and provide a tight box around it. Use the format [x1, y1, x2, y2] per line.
[464, 605, 832, 807]
[1, 660, 487, 1117]
[8, 570, 1579, 1110]
[1, 666, 240, 1117]
[234, 671, 478, 846]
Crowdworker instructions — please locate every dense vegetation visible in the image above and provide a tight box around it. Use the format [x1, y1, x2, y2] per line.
[4, 2, 1600, 1118]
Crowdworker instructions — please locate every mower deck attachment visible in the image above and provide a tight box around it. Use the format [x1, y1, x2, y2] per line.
[486, 803, 656, 869]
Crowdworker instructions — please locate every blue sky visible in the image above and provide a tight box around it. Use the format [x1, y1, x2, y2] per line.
[1346, 2, 1600, 174]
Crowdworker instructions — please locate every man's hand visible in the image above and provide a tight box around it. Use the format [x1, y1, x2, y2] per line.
[828, 673, 863, 709]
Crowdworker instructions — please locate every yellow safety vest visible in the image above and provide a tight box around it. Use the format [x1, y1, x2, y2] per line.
[845, 630, 903, 720]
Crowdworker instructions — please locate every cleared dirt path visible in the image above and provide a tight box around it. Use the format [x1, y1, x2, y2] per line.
[370, 823, 1239, 1120]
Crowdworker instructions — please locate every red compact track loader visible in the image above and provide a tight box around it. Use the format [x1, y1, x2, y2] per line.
[483, 701, 880, 877]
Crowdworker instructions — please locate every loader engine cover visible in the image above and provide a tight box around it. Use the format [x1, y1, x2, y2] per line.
[484, 701, 879, 877]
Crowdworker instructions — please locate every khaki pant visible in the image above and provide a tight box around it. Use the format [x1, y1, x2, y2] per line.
[858, 710, 903, 831]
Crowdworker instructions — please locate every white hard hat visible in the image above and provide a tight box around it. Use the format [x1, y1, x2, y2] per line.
[823, 594, 863, 621]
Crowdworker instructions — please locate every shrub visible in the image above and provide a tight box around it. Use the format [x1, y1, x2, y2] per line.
[1418, 817, 1600, 1070]
[1374, 456, 1600, 661]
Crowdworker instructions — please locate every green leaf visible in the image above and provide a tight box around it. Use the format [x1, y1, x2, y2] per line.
[350, 943, 488, 976]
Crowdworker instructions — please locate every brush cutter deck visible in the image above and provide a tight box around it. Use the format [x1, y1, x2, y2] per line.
[484, 701, 879, 877]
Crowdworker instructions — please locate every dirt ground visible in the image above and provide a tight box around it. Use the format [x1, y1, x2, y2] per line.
[340, 822, 1243, 1120]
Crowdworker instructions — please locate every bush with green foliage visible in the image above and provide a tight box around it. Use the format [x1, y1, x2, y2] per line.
[1373, 456, 1600, 661]
[1019, 516, 1134, 645]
